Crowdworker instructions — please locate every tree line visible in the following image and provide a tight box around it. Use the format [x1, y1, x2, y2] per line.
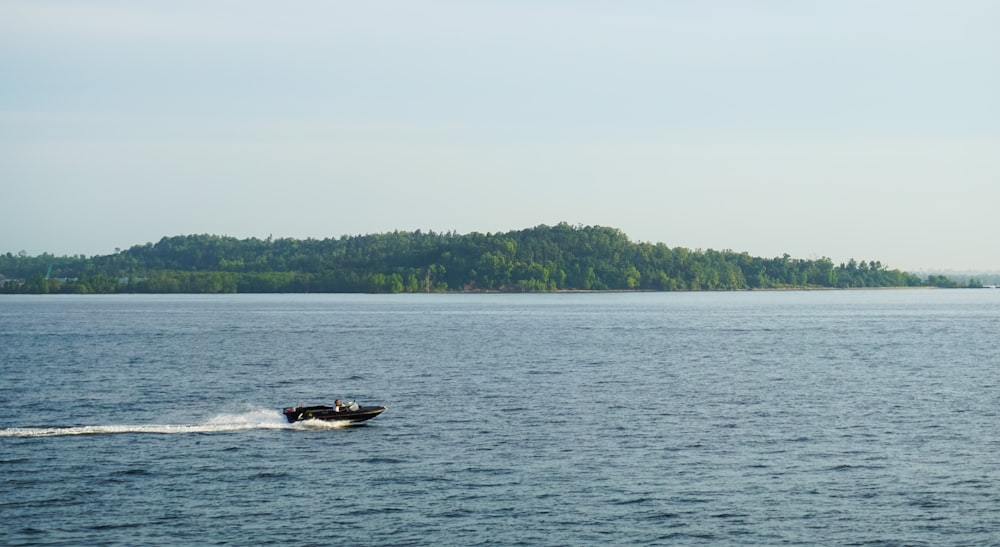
[0, 223, 966, 294]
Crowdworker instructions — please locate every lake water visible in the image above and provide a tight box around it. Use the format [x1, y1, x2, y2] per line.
[2, 290, 999, 545]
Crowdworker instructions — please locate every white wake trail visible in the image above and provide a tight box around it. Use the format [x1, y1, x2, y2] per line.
[0, 408, 310, 438]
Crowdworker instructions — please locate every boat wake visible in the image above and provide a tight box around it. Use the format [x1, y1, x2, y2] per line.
[0, 408, 348, 438]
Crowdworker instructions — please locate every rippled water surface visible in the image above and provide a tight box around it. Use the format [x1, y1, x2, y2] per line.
[2, 291, 999, 545]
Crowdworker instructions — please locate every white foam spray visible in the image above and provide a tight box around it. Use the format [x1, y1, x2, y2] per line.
[0, 408, 345, 438]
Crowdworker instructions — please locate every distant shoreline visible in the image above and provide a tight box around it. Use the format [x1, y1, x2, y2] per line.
[2, 225, 945, 293]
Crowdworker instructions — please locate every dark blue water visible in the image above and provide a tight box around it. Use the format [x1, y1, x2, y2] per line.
[2, 291, 999, 545]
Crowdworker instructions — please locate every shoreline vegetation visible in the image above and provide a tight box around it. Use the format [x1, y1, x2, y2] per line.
[0, 223, 987, 294]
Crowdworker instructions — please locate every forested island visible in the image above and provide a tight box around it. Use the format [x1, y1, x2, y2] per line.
[0, 223, 980, 294]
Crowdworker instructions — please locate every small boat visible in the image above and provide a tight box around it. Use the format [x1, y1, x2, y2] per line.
[282, 401, 387, 424]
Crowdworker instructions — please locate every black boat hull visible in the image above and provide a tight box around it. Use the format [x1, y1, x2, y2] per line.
[282, 405, 386, 424]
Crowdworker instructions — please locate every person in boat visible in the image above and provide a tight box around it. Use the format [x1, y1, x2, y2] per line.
[334, 399, 345, 412]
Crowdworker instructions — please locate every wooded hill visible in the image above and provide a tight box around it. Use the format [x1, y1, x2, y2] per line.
[1, 223, 930, 294]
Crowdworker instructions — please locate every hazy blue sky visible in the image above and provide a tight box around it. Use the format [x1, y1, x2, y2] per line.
[2, 1, 997, 271]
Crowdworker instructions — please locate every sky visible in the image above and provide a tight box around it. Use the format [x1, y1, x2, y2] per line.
[1, 1, 997, 271]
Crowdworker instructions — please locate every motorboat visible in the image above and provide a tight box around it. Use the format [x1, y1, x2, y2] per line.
[282, 401, 387, 424]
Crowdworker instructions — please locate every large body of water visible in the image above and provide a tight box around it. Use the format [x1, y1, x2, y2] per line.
[2, 290, 999, 545]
